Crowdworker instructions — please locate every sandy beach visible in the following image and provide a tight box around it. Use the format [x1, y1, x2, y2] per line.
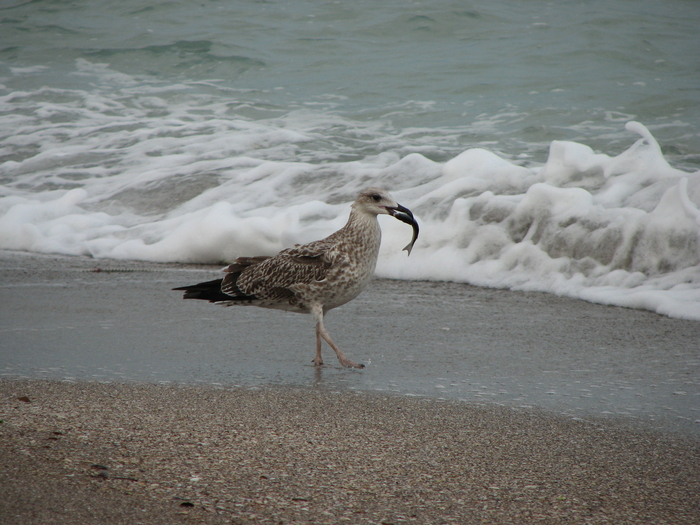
[1, 250, 699, 523]
[2, 379, 699, 525]
[2, 0, 700, 521]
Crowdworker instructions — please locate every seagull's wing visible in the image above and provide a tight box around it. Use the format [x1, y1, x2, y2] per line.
[229, 240, 337, 303]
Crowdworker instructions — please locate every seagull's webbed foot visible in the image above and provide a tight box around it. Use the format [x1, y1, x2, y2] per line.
[340, 358, 365, 369]
[313, 354, 364, 368]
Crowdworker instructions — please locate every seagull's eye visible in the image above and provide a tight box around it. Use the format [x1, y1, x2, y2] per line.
[371, 194, 382, 202]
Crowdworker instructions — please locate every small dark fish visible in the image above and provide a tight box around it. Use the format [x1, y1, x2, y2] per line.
[390, 205, 419, 256]
[403, 219, 419, 255]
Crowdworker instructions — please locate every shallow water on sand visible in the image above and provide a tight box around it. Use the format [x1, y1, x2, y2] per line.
[1, 251, 698, 437]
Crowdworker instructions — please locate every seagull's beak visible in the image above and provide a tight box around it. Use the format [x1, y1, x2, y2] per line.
[386, 203, 414, 224]
[386, 203, 420, 256]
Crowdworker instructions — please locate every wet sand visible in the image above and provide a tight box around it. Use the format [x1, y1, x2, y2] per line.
[1, 250, 698, 435]
[1, 250, 699, 523]
[2, 379, 699, 525]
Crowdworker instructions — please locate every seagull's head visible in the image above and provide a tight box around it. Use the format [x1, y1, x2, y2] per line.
[354, 187, 406, 217]
[353, 187, 420, 255]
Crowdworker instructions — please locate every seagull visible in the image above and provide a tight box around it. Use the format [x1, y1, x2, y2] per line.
[173, 187, 419, 369]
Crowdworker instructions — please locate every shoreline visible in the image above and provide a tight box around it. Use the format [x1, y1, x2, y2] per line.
[2, 249, 699, 437]
[2, 379, 699, 525]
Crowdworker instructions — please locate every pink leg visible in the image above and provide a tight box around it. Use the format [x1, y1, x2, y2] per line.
[311, 305, 364, 369]
[313, 324, 323, 366]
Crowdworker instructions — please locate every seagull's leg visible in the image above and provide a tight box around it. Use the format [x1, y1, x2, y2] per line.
[313, 324, 323, 366]
[311, 305, 364, 369]
[318, 321, 365, 369]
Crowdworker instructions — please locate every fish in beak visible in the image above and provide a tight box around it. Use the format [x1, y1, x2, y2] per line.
[387, 203, 419, 256]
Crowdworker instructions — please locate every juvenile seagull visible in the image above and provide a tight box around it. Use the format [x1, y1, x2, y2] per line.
[173, 188, 419, 369]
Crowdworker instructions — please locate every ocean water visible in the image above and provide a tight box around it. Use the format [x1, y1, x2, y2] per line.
[1, 0, 699, 319]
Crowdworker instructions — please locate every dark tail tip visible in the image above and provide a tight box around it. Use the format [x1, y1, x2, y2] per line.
[173, 279, 231, 302]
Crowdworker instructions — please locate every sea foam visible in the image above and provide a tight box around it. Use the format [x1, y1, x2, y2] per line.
[0, 80, 698, 320]
[379, 122, 700, 320]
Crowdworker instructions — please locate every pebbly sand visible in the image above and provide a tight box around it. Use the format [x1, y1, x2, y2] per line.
[1, 249, 699, 523]
[1, 380, 699, 525]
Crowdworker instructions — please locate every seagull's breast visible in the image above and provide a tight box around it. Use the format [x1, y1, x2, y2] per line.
[323, 240, 382, 308]
[296, 218, 382, 312]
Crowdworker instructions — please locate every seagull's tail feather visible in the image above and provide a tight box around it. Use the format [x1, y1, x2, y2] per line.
[173, 278, 234, 302]
[172, 256, 270, 304]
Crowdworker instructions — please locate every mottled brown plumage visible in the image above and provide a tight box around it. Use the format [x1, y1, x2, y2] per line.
[174, 188, 419, 368]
